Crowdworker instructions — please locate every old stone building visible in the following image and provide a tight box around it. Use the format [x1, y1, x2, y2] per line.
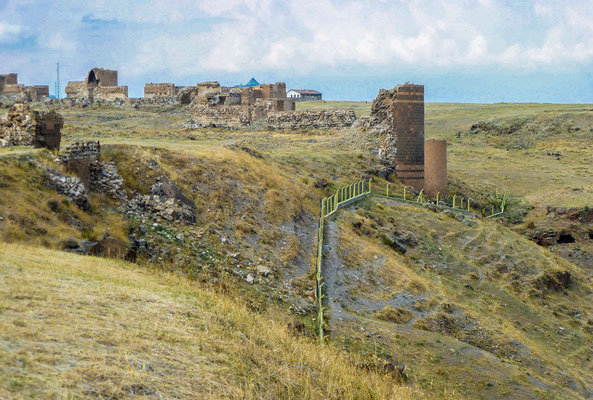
[66, 68, 128, 101]
[0, 73, 50, 102]
[0, 102, 63, 150]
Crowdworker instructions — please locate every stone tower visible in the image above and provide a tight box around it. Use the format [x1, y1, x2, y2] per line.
[424, 139, 447, 196]
[393, 84, 425, 190]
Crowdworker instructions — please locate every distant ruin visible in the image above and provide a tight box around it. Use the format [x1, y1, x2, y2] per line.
[184, 81, 296, 128]
[0, 73, 50, 102]
[144, 83, 177, 99]
[0, 102, 63, 150]
[367, 83, 447, 195]
[66, 68, 128, 102]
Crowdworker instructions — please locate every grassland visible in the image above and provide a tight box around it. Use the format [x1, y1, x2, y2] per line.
[298, 100, 593, 207]
[324, 197, 593, 399]
[1, 99, 592, 399]
[0, 242, 428, 399]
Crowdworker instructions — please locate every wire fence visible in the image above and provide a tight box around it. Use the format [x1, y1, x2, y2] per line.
[314, 178, 507, 341]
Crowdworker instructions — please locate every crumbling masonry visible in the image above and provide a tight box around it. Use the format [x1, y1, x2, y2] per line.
[66, 68, 128, 102]
[0, 102, 63, 150]
[0, 73, 50, 102]
[368, 83, 447, 195]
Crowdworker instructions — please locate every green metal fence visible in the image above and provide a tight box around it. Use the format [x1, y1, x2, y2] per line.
[316, 179, 371, 341]
[314, 179, 506, 341]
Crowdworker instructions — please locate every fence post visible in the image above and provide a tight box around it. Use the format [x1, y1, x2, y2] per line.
[404, 186, 408, 200]
[467, 198, 471, 211]
[460, 197, 464, 209]
[369, 177, 372, 194]
[452, 194, 457, 208]
[386, 183, 390, 197]
[417, 189, 424, 203]
[436, 192, 440, 205]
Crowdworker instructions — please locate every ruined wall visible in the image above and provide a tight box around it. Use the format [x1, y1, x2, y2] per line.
[393, 84, 425, 190]
[186, 105, 252, 129]
[24, 85, 50, 101]
[87, 68, 118, 87]
[265, 109, 356, 130]
[66, 69, 127, 101]
[59, 141, 101, 187]
[0, 103, 62, 150]
[144, 83, 176, 98]
[1, 73, 18, 85]
[94, 85, 128, 101]
[255, 82, 287, 99]
[424, 139, 447, 196]
[65, 81, 87, 99]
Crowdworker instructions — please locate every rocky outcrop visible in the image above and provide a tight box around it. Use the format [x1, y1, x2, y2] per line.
[265, 109, 356, 130]
[0, 102, 63, 150]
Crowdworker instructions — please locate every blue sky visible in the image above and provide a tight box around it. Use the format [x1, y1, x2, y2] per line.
[1, 0, 592, 102]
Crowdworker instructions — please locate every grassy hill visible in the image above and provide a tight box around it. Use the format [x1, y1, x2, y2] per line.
[0, 243, 426, 399]
[323, 197, 593, 399]
[1, 100, 592, 398]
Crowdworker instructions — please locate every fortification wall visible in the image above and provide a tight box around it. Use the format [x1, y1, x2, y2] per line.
[424, 139, 447, 196]
[59, 141, 101, 187]
[265, 108, 356, 130]
[144, 83, 175, 98]
[393, 84, 424, 190]
[65, 81, 86, 98]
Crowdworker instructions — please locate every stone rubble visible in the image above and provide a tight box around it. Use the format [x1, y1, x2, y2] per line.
[126, 176, 196, 225]
[44, 168, 90, 211]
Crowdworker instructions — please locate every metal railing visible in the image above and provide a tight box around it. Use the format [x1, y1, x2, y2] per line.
[314, 179, 506, 341]
[316, 179, 371, 341]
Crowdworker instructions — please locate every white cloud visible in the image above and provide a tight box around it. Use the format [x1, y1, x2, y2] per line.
[3, 0, 593, 83]
[0, 22, 22, 43]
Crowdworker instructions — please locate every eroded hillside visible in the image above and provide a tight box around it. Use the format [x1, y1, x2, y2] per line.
[323, 197, 593, 399]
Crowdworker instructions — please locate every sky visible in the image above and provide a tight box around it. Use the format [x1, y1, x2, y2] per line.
[1, 0, 592, 102]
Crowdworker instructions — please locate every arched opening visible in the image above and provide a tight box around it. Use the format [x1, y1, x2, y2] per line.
[87, 70, 99, 87]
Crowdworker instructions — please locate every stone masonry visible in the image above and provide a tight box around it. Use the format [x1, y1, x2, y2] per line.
[393, 84, 425, 191]
[0, 102, 63, 150]
[369, 83, 447, 194]
[0, 73, 50, 102]
[66, 68, 128, 102]
[424, 139, 447, 196]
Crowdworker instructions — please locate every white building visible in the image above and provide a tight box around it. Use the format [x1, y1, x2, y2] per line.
[286, 89, 322, 101]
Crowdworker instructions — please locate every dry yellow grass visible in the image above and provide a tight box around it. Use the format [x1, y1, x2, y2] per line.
[0, 242, 428, 399]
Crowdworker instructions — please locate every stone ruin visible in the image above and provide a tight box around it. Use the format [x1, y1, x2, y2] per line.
[144, 83, 178, 99]
[0, 73, 50, 102]
[0, 102, 63, 150]
[180, 80, 357, 130]
[65, 68, 128, 102]
[52, 141, 127, 207]
[365, 83, 447, 196]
